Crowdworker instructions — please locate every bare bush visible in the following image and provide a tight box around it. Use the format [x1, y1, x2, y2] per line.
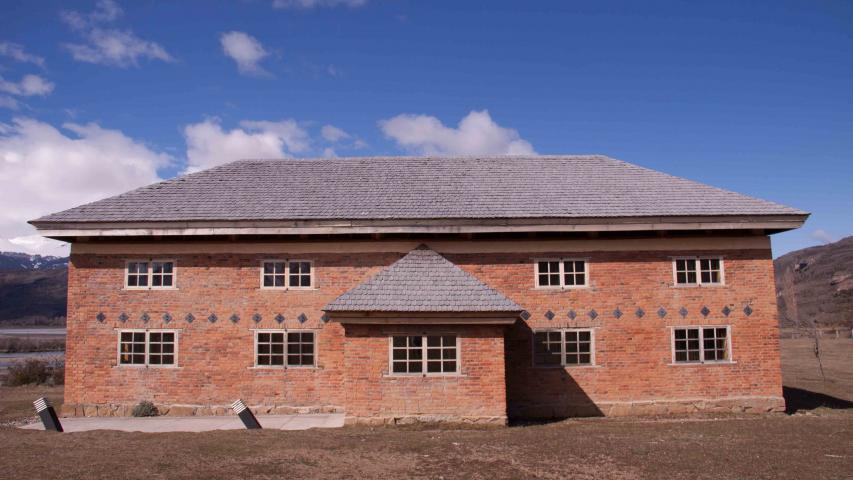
[3, 358, 65, 386]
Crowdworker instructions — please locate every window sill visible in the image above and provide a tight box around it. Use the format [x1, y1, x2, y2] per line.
[383, 373, 466, 378]
[259, 287, 319, 292]
[123, 287, 179, 291]
[671, 284, 725, 289]
[533, 364, 600, 369]
[668, 360, 737, 366]
[532, 286, 590, 291]
[248, 366, 320, 370]
[114, 365, 181, 369]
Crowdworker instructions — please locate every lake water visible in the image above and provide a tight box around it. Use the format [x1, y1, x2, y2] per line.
[0, 328, 66, 336]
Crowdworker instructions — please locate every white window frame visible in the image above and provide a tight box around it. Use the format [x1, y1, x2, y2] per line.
[259, 259, 315, 290]
[531, 328, 596, 367]
[116, 329, 180, 368]
[671, 256, 725, 287]
[533, 258, 590, 289]
[124, 259, 177, 290]
[387, 334, 461, 377]
[670, 325, 733, 365]
[252, 329, 317, 369]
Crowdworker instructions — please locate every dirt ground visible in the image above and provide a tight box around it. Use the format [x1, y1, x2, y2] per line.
[0, 339, 850, 479]
[781, 338, 853, 403]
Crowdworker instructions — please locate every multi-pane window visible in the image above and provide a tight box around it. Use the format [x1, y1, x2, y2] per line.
[126, 260, 175, 289]
[255, 331, 316, 367]
[391, 335, 458, 375]
[533, 329, 594, 366]
[126, 262, 149, 288]
[261, 260, 313, 289]
[535, 259, 588, 288]
[262, 262, 286, 288]
[287, 332, 315, 366]
[674, 258, 723, 285]
[118, 330, 177, 366]
[673, 327, 730, 363]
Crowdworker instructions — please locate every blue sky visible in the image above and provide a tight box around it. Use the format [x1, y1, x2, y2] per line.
[0, 0, 850, 256]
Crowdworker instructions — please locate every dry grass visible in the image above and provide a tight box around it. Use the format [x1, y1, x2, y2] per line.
[781, 338, 853, 402]
[0, 339, 850, 479]
[0, 385, 62, 426]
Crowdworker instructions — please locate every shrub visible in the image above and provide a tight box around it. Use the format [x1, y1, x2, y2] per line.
[4, 358, 64, 386]
[132, 401, 158, 417]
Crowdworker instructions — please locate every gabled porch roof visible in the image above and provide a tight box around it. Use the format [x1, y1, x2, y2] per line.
[323, 245, 522, 324]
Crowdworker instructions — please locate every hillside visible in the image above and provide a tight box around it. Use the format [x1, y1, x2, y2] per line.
[0, 252, 67, 326]
[775, 236, 853, 329]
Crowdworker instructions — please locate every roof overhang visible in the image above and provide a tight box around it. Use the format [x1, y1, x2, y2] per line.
[323, 311, 521, 325]
[31, 214, 809, 240]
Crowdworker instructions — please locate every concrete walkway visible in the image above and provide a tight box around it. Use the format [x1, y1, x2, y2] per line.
[20, 414, 345, 432]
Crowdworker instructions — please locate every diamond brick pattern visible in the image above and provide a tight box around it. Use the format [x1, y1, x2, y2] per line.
[568, 309, 577, 320]
[32, 156, 804, 226]
[657, 307, 667, 318]
[679, 307, 688, 318]
[613, 308, 622, 319]
[743, 305, 753, 316]
[275, 313, 285, 324]
[230, 314, 239, 324]
[185, 313, 194, 323]
[162, 313, 172, 323]
[544, 310, 555, 321]
[588, 309, 598, 320]
[635, 307, 645, 318]
[96, 312, 106, 323]
[701, 306, 711, 317]
[118, 313, 128, 323]
[208, 313, 217, 323]
[252, 313, 262, 323]
[324, 246, 522, 313]
[140, 313, 150, 323]
[722, 306, 732, 317]
[298, 313, 308, 324]
[519, 310, 530, 321]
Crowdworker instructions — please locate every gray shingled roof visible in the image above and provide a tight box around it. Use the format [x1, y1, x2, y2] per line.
[31, 155, 805, 225]
[323, 246, 523, 313]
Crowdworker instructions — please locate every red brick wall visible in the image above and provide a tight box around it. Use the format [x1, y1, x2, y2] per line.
[65, 237, 783, 419]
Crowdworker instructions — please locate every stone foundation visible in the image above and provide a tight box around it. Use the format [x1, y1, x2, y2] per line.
[344, 415, 507, 426]
[510, 395, 786, 419]
[61, 403, 345, 418]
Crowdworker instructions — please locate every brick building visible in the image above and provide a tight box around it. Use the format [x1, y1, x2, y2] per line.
[31, 156, 807, 424]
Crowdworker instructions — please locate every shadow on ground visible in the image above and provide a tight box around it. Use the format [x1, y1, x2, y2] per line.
[783, 386, 853, 414]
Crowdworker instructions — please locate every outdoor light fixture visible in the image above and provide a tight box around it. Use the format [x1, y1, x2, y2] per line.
[33, 397, 63, 432]
[231, 399, 262, 429]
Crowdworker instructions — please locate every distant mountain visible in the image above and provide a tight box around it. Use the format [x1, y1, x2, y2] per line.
[775, 236, 853, 329]
[0, 251, 68, 272]
[0, 252, 68, 325]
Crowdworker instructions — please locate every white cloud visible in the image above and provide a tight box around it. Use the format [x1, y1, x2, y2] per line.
[272, 0, 367, 9]
[379, 110, 535, 156]
[0, 74, 54, 97]
[0, 96, 19, 110]
[61, 0, 174, 67]
[184, 118, 310, 172]
[810, 229, 836, 245]
[321, 124, 350, 143]
[322, 147, 337, 158]
[0, 118, 169, 254]
[220, 31, 269, 76]
[0, 42, 45, 68]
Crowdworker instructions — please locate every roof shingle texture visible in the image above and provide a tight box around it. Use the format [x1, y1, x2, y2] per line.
[32, 155, 805, 224]
[323, 246, 523, 313]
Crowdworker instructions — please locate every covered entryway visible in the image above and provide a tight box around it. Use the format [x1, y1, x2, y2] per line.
[323, 245, 522, 425]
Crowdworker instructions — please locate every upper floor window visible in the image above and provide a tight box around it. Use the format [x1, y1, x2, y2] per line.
[533, 329, 594, 367]
[673, 257, 724, 286]
[535, 259, 588, 288]
[672, 326, 730, 364]
[261, 260, 313, 289]
[126, 260, 175, 289]
[118, 330, 178, 366]
[255, 330, 315, 367]
[391, 335, 458, 375]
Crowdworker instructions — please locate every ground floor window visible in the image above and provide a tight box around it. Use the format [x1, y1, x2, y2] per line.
[391, 335, 458, 375]
[255, 330, 315, 367]
[118, 330, 177, 366]
[533, 329, 594, 366]
[672, 326, 730, 363]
